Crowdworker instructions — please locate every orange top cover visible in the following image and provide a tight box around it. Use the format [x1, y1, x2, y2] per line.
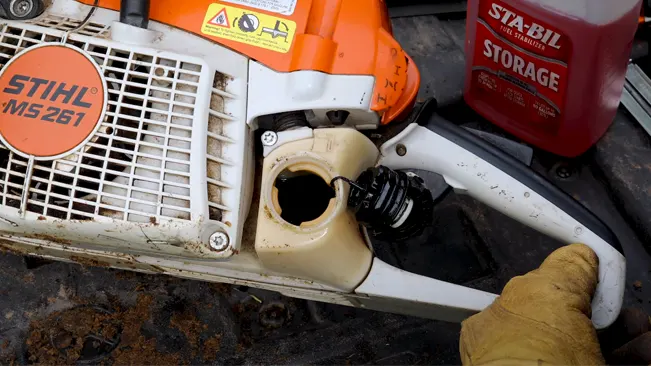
[79, 0, 420, 124]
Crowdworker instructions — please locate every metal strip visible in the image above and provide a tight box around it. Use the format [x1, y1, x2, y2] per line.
[19, 156, 35, 218]
[621, 88, 651, 136]
[622, 64, 651, 137]
[626, 64, 651, 108]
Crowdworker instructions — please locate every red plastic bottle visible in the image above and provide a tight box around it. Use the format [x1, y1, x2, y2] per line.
[464, 0, 643, 157]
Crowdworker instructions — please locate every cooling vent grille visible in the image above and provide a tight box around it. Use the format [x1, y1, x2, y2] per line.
[206, 74, 239, 222]
[0, 23, 236, 224]
[27, 14, 111, 37]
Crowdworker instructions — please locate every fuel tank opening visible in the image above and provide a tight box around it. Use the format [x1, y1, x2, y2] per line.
[273, 169, 335, 227]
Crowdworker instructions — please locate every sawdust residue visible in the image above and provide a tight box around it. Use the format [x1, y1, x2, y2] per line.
[25, 294, 180, 365]
[209, 282, 232, 295]
[0, 351, 15, 366]
[26, 306, 120, 364]
[117, 294, 153, 346]
[170, 308, 206, 356]
[70, 255, 111, 268]
[111, 294, 180, 365]
[0, 243, 30, 256]
[22, 273, 35, 284]
[112, 337, 179, 365]
[202, 334, 222, 362]
[168, 305, 224, 361]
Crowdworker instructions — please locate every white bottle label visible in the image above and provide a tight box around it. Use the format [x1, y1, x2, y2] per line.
[222, 0, 297, 15]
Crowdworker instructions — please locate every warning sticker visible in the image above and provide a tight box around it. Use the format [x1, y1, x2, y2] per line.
[222, 0, 297, 15]
[202, 4, 296, 53]
[209, 8, 230, 27]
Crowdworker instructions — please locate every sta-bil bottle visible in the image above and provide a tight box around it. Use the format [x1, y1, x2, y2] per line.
[464, 0, 643, 157]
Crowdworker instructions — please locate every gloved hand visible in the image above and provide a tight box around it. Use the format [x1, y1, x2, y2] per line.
[459, 244, 651, 365]
[459, 244, 604, 365]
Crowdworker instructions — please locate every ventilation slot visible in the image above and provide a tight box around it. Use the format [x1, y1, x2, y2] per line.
[29, 49, 198, 222]
[27, 15, 111, 37]
[0, 25, 62, 68]
[0, 21, 242, 226]
[0, 146, 27, 211]
[206, 71, 236, 222]
[0, 23, 199, 223]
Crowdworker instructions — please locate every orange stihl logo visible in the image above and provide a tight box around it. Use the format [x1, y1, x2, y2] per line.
[0, 44, 106, 158]
[2, 75, 97, 126]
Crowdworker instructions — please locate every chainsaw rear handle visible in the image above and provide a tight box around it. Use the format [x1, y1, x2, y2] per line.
[376, 115, 626, 329]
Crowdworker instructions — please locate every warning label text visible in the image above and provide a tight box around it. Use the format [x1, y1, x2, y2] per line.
[202, 4, 296, 54]
[222, 0, 297, 15]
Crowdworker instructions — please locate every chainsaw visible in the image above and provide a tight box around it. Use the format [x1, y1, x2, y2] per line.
[0, 0, 625, 329]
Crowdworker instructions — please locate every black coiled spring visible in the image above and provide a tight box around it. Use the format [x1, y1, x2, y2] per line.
[332, 166, 434, 241]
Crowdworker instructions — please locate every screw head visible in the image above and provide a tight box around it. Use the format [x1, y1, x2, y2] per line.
[10, 0, 34, 17]
[396, 144, 407, 157]
[556, 166, 572, 179]
[261, 131, 278, 146]
[209, 232, 230, 252]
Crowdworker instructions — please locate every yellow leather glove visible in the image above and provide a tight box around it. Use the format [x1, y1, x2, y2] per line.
[459, 244, 605, 365]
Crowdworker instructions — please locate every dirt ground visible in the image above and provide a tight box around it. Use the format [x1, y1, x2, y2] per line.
[19, 290, 223, 364]
[0, 252, 467, 365]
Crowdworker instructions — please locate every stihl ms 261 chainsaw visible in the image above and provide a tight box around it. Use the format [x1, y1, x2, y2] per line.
[0, 0, 625, 329]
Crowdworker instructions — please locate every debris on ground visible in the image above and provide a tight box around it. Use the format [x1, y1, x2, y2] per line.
[26, 305, 121, 364]
[203, 334, 222, 362]
[209, 282, 233, 295]
[19, 291, 229, 365]
[170, 307, 205, 356]
[23, 294, 182, 365]
[111, 337, 179, 365]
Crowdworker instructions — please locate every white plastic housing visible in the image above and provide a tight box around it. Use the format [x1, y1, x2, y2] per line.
[247, 62, 380, 129]
[377, 124, 626, 329]
[0, 0, 252, 259]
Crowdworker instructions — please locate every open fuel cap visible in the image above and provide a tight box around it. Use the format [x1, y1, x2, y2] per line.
[0, 43, 107, 160]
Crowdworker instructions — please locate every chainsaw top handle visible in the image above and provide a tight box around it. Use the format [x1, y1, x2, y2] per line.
[375, 106, 625, 329]
[426, 114, 622, 255]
